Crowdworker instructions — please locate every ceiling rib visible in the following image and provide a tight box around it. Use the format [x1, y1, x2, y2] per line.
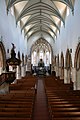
[27, 29, 55, 41]
[25, 22, 57, 37]
[21, 14, 60, 32]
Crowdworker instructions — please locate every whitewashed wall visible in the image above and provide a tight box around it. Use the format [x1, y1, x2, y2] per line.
[53, 0, 80, 67]
[0, 0, 27, 59]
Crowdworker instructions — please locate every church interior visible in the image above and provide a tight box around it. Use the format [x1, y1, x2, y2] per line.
[0, 0, 80, 120]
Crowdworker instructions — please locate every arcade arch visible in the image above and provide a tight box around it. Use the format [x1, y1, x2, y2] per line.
[74, 43, 80, 90]
[65, 49, 72, 83]
[0, 42, 6, 74]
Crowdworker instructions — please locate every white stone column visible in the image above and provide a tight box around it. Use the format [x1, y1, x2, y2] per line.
[54, 66, 56, 76]
[61, 68, 64, 80]
[26, 64, 27, 71]
[59, 67, 61, 78]
[72, 68, 77, 90]
[67, 69, 70, 83]
[56, 66, 59, 77]
[0, 67, 2, 75]
[60, 67, 62, 79]
[54, 66, 56, 75]
[16, 65, 21, 79]
[24, 65, 26, 76]
[64, 68, 68, 84]
[21, 65, 25, 77]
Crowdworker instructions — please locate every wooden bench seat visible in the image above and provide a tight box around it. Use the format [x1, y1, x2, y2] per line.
[48, 99, 80, 104]
[0, 102, 34, 105]
[52, 118, 80, 120]
[0, 112, 32, 118]
[0, 107, 32, 112]
[0, 103, 33, 108]
[51, 111, 80, 118]
[0, 118, 31, 120]
[0, 98, 34, 102]
[0, 94, 35, 99]
[49, 107, 80, 112]
[48, 103, 80, 108]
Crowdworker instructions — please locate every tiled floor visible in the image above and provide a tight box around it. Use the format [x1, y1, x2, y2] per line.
[33, 77, 50, 120]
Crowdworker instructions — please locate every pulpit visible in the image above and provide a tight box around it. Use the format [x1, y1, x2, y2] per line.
[6, 43, 21, 82]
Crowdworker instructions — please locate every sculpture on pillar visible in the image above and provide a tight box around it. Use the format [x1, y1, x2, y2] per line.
[11, 43, 16, 58]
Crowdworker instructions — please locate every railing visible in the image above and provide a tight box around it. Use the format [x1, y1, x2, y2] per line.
[0, 72, 16, 86]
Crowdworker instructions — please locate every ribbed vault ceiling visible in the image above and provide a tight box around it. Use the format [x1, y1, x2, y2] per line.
[7, 0, 74, 41]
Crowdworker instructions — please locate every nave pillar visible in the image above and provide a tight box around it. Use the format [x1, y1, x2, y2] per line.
[67, 69, 71, 83]
[60, 67, 64, 80]
[0, 67, 3, 75]
[21, 64, 26, 77]
[55, 55, 59, 77]
[16, 65, 21, 79]
[59, 66, 61, 79]
[64, 68, 68, 84]
[54, 66, 58, 77]
[72, 68, 77, 90]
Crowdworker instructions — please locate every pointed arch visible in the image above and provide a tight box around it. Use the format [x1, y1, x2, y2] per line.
[74, 42, 80, 90]
[0, 41, 6, 70]
[65, 49, 72, 69]
[74, 43, 80, 70]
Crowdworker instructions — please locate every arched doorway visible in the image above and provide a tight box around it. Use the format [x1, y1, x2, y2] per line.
[61, 52, 64, 80]
[74, 43, 80, 90]
[65, 49, 72, 83]
[0, 42, 6, 74]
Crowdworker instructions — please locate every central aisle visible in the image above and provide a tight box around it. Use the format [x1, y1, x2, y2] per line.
[33, 77, 50, 120]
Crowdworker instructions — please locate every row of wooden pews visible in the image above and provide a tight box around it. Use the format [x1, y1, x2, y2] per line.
[0, 75, 37, 120]
[44, 75, 80, 120]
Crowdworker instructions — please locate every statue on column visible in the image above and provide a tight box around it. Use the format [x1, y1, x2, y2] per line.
[11, 43, 16, 58]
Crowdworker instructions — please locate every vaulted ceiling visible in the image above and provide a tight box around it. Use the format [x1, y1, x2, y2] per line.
[7, 0, 74, 41]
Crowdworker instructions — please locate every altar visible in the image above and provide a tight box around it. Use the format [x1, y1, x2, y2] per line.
[37, 59, 46, 75]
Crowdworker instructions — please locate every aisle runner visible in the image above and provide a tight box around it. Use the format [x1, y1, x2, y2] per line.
[33, 78, 50, 120]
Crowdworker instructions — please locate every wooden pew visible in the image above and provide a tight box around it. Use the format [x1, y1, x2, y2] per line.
[44, 76, 80, 120]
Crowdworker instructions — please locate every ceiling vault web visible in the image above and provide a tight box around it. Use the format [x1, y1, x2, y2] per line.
[7, 0, 74, 40]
